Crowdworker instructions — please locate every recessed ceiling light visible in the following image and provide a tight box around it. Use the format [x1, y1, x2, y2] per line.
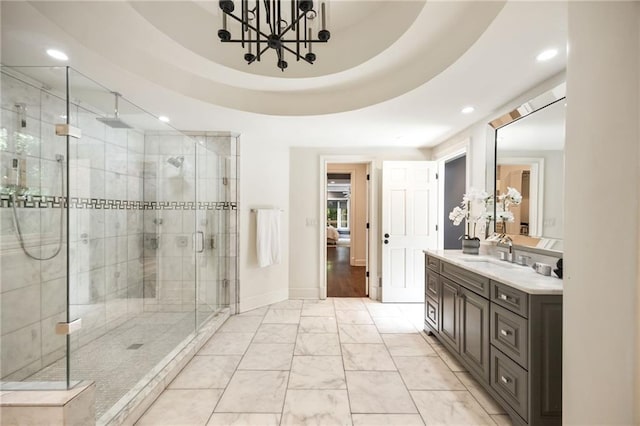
[46, 49, 68, 61]
[461, 106, 474, 114]
[536, 48, 558, 62]
[158, 116, 170, 123]
[330, 181, 335, 184]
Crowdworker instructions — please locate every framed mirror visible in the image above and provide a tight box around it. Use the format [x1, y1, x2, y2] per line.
[489, 83, 566, 253]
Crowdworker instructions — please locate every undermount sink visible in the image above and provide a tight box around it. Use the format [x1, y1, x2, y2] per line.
[459, 258, 519, 269]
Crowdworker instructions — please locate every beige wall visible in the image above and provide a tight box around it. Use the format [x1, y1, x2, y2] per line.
[564, 2, 639, 423]
[327, 163, 367, 266]
[238, 135, 290, 312]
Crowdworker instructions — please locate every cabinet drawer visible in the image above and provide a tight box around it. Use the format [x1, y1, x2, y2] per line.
[491, 281, 529, 318]
[427, 255, 440, 273]
[440, 261, 490, 298]
[426, 271, 440, 300]
[425, 297, 439, 331]
[491, 303, 529, 369]
[491, 346, 529, 422]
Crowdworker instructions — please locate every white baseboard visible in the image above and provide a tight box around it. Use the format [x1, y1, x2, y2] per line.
[353, 259, 366, 267]
[369, 285, 379, 301]
[289, 287, 321, 299]
[240, 288, 289, 313]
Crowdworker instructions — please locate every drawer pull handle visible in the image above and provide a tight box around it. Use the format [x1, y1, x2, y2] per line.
[500, 376, 511, 384]
[499, 293, 515, 302]
[429, 307, 435, 315]
[500, 329, 511, 337]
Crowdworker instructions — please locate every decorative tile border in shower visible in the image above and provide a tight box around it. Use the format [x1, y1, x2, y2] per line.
[0, 194, 237, 210]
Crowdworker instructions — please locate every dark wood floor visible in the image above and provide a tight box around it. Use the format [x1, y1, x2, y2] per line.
[327, 246, 366, 297]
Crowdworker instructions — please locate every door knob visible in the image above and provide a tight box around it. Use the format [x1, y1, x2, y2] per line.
[384, 239, 389, 244]
[384, 233, 389, 238]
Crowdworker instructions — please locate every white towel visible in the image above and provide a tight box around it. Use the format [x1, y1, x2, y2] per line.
[256, 209, 281, 267]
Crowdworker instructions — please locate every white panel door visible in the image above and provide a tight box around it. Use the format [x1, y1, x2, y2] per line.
[381, 161, 438, 302]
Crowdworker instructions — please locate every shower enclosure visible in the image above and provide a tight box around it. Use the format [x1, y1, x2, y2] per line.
[0, 66, 238, 424]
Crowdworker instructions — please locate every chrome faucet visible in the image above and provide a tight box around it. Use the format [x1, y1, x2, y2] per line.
[499, 235, 514, 262]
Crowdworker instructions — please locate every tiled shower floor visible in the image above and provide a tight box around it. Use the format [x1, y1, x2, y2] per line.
[28, 311, 197, 419]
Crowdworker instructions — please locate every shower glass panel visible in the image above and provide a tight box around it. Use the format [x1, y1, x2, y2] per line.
[64, 69, 199, 420]
[1, 66, 69, 387]
[1, 66, 233, 423]
[195, 134, 237, 328]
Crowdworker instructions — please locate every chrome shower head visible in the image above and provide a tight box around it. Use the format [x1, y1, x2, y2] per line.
[96, 92, 133, 129]
[167, 156, 184, 168]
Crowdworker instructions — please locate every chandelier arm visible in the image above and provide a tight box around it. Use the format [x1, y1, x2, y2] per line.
[281, 44, 313, 64]
[224, 11, 271, 40]
[247, 45, 270, 64]
[279, 11, 307, 38]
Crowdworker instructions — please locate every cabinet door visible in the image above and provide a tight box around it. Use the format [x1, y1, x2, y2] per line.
[460, 287, 490, 382]
[439, 278, 460, 351]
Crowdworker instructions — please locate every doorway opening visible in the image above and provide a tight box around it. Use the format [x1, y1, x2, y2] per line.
[324, 162, 370, 298]
[443, 154, 467, 248]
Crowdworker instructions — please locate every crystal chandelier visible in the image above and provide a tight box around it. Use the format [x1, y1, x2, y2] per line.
[217, 0, 331, 71]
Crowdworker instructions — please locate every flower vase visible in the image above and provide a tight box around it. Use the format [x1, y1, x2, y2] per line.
[462, 237, 480, 255]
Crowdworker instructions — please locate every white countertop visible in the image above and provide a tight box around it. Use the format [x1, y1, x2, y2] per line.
[425, 249, 563, 295]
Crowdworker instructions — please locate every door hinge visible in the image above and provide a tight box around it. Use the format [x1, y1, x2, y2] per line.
[366, 271, 369, 278]
[366, 174, 370, 181]
[435, 172, 439, 179]
[435, 224, 439, 231]
[366, 222, 370, 229]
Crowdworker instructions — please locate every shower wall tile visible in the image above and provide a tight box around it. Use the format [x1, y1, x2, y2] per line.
[0, 322, 42, 378]
[106, 295, 128, 324]
[127, 259, 144, 284]
[128, 153, 144, 178]
[160, 257, 183, 281]
[1, 284, 41, 334]
[104, 171, 125, 200]
[128, 234, 143, 261]
[105, 127, 128, 149]
[40, 247, 66, 282]
[76, 136, 105, 170]
[143, 178, 157, 201]
[105, 144, 128, 174]
[105, 263, 127, 295]
[41, 277, 67, 319]
[88, 268, 106, 304]
[40, 312, 66, 358]
[1, 249, 41, 292]
[128, 211, 143, 234]
[158, 136, 181, 155]
[128, 295, 144, 315]
[128, 130, 145, 154]
[90, 168, 106, 199]
[0, 75, 41, 119]
[40, 91, 66, 125]
[77, 110, 106, 140]
[159, 281, 182, 303]
[127, 176, 142, 201]
[40, 125, 66, 162]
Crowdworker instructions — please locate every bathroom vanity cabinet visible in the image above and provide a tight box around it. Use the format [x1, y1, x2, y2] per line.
[424, 251, 562, 426]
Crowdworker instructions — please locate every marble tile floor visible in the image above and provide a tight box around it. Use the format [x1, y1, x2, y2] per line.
[137, 298, 513, 426]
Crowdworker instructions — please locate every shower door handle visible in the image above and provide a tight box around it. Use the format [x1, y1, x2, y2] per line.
[194, 231, 205, 253]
